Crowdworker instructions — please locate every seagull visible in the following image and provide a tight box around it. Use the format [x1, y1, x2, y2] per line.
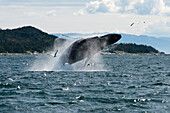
[130, 23, 134, 26]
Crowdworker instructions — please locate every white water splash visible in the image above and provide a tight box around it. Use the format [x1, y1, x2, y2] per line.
[29, 35, 107, 71]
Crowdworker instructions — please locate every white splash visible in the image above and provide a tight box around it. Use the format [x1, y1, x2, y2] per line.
[29, 35, 107, 72]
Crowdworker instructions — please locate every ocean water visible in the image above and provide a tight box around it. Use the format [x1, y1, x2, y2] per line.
[0, 55, 170, 112]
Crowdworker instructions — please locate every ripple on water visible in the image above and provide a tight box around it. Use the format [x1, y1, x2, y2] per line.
[0, 55, 170, 112]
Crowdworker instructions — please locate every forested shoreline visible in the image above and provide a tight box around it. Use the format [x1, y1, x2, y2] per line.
[0, 26, 162, 55]
[0, 26, 56, 53]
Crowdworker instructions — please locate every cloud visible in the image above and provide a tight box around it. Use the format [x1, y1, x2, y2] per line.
[24, 12, 36, 16]
[73, 9, 85, 15]
[86, 0, 120, 13]
[46, 10, 57, 16]
[76, 0, 170, 16]
[145, 19, 170, 37]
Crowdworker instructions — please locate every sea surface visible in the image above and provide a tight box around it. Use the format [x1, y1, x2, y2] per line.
[0, 55, 170, 113]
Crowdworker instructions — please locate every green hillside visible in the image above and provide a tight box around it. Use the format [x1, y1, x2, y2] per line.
[104, 43, 159, 53]
[0, 26, 57, 53]
[0, 26, 160, 54]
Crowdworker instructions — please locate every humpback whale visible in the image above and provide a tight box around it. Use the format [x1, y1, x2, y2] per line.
[58, 34, 121, 66]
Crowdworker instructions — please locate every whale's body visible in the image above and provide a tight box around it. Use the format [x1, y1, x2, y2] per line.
[59, 34, 121, 66]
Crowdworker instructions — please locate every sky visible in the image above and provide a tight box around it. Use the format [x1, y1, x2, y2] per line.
[0, 0, 170, 38]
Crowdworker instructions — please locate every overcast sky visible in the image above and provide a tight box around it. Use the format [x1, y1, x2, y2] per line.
[0, 0, 170, 38]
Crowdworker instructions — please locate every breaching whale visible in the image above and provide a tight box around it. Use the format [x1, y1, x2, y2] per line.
[58, 34, 121, 66]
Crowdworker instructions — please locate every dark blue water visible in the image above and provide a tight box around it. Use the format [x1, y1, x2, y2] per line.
[0, 55, 170, 112]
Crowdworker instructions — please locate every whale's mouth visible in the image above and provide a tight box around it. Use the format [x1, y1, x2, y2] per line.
[102, 34, 122, 45]
[110, 34, 122, 42]
[116, 34, 122, 40]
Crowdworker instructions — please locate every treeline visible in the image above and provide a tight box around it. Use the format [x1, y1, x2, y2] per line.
[104, 43, 159, 53]
[0, 26, 57, 53]
[0, 26, 159, 54]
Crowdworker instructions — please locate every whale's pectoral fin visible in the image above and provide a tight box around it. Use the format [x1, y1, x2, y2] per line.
[84, 58, 89, 67]
[54, 50, 58, 57]
[84, 56, 92, 67]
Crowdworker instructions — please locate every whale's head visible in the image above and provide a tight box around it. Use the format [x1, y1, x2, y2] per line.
[100, 34, 122, 46]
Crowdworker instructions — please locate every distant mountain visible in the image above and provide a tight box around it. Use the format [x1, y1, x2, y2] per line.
[0, 26, 169, 54]
[0, 26, 57, 53]
[120, 34, 170, 54]
[53, 33, 170, 54]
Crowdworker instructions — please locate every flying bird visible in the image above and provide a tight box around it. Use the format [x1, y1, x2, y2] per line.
[130, 23, 134, 26]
